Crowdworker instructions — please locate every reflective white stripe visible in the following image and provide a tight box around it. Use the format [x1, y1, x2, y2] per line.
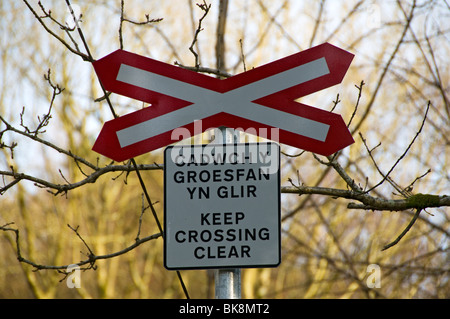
[115, 58, 330, 147]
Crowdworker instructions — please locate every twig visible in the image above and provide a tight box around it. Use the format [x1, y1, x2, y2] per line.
[130, 159, 163, 234]
[0, 114, 96, 171]
[330, 93, 341, 112]
[59, 169, 71, 185]
[359, 132, 404, 195]
[22, 0, 91, 61]
[136, 194, 147, 241]
[65, 0, 93, 61]
[37, 1, 81, 51]
[364, 101, 430, 194]
[323, 0, 365, 44]
[381, 209, 422, 251]
[0, 222, 162, 271]
[317, 155, 364, 193]
[404, 168, 432, 194]
[351, 0, 416, 133]
[281, 150, 306, 158]
[0, 163, 162, 196]
[281, 185, 449, 211]
[189, 1, 211, 69]
[174, 62, 232, 78]
[119, 0, 125, 49]
[347, 80, 364, 128]
[239, 39, 247, 72]
[309, 0, 325, 47]
[67, 224, 95, 263]
[119, 0, 163, 49]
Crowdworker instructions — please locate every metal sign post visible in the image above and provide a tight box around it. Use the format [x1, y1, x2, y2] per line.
[215, 126, 241, 299]
[215, 267, 241, 299]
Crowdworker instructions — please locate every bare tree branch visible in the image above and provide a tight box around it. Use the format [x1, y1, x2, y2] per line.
[22, 0, 91, 61]
[189, 0, 211, 69]
[0, 222, 161, 272]
[0, 163, 162, 196]
[352, 0, 417, 133]
[381, 209, 422, 251]
[119, 0, 163, 50]
[362, 101, 431, 194]
[282, 185, 449, 211]
[174, 62, 232, 78]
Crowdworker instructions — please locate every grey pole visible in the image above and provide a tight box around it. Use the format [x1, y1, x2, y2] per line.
[214, 126, 241, 299]
[215, 268, 241, 299]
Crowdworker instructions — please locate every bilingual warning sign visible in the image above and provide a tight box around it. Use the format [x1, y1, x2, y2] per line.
[164, 143, 280, 270]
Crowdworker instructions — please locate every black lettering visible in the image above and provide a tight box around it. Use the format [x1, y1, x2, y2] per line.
[200, 154, 210, 165]
[188, 230, 198, 242]
[241, 245, 251, 258]
[175, 230, 186, 243]
[231, 185, 240, 198]
[187, 186, 209, 199]
[174, 155, 185, 166]
[207, 246, 215, 258]
[173, 171, 184, 183]
[259, 168, 270, 181]
[200, 230, 212, 242]
[187, 171, 197, 183]
[228, 246, 238, 258]
[226, 229, 236, 241]
[236, 169, 245, 181]
[187, 187, 196, 199]
[248, 185, 257, 197]
[236, 212, 245, 224]
[175, 168, 270, 185]
[224, 169, 234, 182]
[200, 213, 210, 225]
[194, 247, 204, 259]
[212, 213, 220, 225]
[199, 187, 209, 199]
[259, 228, 270, 240]
[212, 169, 221, 182]
[244, 228, 256, 241]
[187, 154, 198, 166]
[223, 212, 233, 225]
[214, 229, 224, 242]
[199, 170, 210, 182]
[217, 246, 226, 258]
[217, 185, 227, 198]
[259, 151, 269, 163]
[213, 151, 226, 164]
[193, 245, 254, 259]
[246, 168, 257, 181]
[217, 185, 257, 198]
[229, 153, 238, 164]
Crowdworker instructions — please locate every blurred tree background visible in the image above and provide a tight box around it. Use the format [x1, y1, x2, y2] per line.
[0, 0, 448, 298]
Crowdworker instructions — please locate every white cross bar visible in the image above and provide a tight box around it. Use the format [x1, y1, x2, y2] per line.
[115, 58, 331, 148]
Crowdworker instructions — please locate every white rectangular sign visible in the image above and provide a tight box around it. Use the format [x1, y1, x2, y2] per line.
[164, 143, 280, 270]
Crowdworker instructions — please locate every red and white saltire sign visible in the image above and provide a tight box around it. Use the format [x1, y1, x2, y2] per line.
[92, 42, 354, 161]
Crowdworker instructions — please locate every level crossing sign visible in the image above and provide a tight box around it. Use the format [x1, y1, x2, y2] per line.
[92, 42, 354, 161]
[91, 42, 356, 270]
